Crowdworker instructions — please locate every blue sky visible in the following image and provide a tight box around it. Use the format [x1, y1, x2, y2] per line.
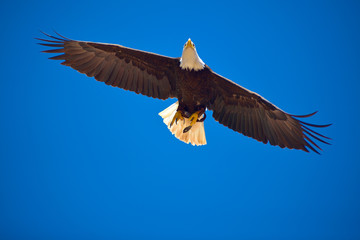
[1, 0, 360, 239]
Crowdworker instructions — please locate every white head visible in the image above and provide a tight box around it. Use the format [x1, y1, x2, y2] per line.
[180, 38, 205, 71]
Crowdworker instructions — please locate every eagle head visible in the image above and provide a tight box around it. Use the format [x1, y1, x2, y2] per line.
[180, 38, 205, 71]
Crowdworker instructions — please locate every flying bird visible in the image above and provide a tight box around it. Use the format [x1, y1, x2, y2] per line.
[38, 32, 331, 153]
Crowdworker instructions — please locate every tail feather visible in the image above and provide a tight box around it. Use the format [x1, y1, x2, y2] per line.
[159, 102, 207, 146]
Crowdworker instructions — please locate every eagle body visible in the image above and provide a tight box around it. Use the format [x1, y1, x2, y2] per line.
[38, 33, 331, 153]
[176, 68, 212, 114]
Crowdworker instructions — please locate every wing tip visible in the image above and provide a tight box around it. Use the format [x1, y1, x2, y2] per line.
[289, 111, 331, 154]
[36, 30, 72, 44]
[290, 111, 318, 118]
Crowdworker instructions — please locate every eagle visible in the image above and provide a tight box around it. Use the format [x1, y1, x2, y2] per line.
[38, 32, 331, 153]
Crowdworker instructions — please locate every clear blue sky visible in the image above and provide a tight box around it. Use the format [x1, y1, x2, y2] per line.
[1, 0, 360, 239]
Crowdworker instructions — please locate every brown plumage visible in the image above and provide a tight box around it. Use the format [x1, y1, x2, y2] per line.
[37, 32, 331, 153]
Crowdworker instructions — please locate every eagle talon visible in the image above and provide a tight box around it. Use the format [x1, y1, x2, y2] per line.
[182, 110, 204, 133]
[183, 126, 192, 133]
[170, 111, 184, 127]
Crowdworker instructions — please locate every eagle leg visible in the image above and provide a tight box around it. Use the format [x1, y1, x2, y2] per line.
[183, 109, 205, 133]
[170, 110, 184, 127]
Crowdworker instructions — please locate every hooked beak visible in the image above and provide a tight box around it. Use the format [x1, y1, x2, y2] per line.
[184, 38, 195, 49]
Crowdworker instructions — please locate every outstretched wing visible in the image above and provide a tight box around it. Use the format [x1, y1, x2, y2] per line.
[207, 69, 331, 153]
[37, 32, 179, 99]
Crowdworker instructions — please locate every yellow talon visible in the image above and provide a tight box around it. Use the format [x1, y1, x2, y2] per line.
[189, 112, 200, 126]
[170, 111, 184, 127]
[183, 111, 202, 133]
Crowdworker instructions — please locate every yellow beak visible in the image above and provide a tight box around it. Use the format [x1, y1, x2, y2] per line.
[185, 38, 194, 49]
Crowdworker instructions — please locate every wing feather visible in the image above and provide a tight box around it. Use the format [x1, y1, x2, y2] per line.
[38, 32, 178, 99]
[207, 70, 331, 153]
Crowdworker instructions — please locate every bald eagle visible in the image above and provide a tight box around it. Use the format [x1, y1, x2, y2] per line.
[38, 32, 330, 153]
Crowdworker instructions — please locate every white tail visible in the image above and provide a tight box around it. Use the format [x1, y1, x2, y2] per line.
[159, 102, 207, 146]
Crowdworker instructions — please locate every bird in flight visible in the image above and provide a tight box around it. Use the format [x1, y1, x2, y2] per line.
[38, 32, 330, 153]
